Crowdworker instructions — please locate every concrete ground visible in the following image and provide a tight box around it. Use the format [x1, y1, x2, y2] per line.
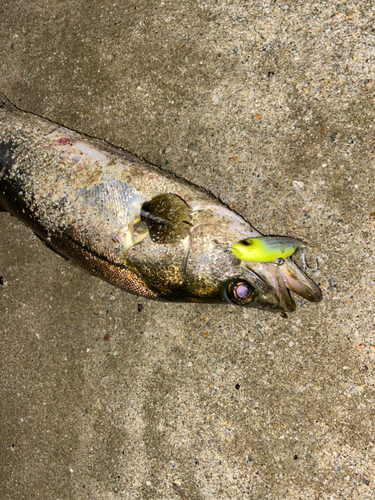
[1, 0, 374, 499]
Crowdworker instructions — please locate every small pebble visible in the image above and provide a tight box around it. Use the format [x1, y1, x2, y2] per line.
[293, 180, 305, 191]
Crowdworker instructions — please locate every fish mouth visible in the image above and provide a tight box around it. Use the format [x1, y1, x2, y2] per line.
[245, 259, 322, 312]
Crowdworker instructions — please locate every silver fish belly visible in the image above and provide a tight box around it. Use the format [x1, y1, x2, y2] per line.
[0, 92, 322, 311]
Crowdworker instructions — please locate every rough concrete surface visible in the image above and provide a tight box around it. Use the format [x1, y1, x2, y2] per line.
[0, 0, 374, 499]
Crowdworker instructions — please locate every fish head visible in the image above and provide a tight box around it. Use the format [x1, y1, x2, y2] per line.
[128, 198, 322, 311]
[178, 204, 322, 311]
[183, 235, 321, 311]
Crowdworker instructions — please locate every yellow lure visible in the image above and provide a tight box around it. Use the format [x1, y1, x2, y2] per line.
[232, 236, 304, 263]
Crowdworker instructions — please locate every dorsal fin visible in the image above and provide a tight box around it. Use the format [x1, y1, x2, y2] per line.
[140, 193, 192, 244]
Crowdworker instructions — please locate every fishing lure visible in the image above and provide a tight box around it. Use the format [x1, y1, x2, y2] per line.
[232, 236, 317, 271]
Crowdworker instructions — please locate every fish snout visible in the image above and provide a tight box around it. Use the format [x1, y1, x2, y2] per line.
[277, 259, 323, 303]
[244, 259, 322, 312]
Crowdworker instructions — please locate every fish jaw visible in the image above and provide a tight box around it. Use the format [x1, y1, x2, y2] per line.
[244, 259, 322, 311]
[229, 267, 294, 312]
[243, 261, 297, 311]
[277, 259, 323, 303]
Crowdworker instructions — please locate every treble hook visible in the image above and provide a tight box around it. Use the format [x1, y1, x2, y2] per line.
[300, 246, 319, 273]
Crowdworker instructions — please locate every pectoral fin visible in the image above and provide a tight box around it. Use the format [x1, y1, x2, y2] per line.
[141, 193, 192, 244]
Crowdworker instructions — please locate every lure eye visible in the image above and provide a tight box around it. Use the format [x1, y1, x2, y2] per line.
[225, 280, 253, 305]
[239, 239, 252, 247]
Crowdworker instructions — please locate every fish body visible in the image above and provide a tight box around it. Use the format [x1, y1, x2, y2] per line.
[232, 236, 304, 262]
[0, 92, 322, 311]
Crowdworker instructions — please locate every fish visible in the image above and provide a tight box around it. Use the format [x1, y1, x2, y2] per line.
[0, 91, 322, 312]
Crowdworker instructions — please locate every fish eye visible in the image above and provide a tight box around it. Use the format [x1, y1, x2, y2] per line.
[224, 280, 253, 305]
